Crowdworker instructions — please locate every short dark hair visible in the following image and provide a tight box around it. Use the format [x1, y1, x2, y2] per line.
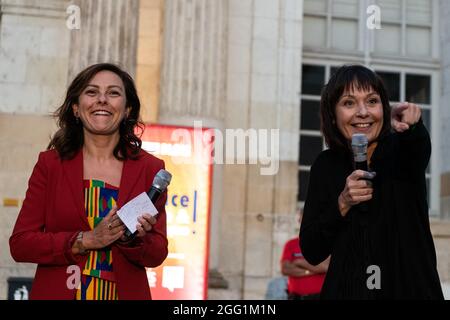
[319, 64, 392, 151]
[48, 63, 144, 160]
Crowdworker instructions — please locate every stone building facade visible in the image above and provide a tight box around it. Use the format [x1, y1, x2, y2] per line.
[0, 0, 448, 299]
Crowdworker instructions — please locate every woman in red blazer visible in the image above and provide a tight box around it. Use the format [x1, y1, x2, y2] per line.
[9, 63, 168, 300]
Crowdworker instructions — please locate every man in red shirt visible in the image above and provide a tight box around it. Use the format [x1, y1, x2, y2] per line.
[281, 210, 330, 300]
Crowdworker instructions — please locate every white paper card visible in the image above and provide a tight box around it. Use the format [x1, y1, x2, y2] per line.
[117, 192, 158, 233]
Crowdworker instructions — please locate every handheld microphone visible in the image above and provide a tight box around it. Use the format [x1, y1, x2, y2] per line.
[123, 169, 172, 238]
[352, 133, 368, 171]
[147, 169, 172, 204]
[352, 134, 369, 213]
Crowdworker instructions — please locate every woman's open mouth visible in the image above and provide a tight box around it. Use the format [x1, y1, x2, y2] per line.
[92, 110, 113, 116]
[351, 123, 373, 132]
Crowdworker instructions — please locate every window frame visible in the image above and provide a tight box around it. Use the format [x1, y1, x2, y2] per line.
[303, 0, 439, 60]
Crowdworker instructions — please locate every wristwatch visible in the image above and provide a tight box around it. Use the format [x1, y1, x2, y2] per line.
[76, 231, 89, 255]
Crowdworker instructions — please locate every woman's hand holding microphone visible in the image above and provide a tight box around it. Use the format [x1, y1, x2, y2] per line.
[338, 170, 376, 217]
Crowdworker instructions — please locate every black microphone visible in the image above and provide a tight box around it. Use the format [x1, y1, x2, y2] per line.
[352, 134, 369, 213]
[147, 169, 172, 204]
[123, 169, 172, 238]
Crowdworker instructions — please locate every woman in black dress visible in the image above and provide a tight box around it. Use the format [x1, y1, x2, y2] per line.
[300, 65, 443, 299]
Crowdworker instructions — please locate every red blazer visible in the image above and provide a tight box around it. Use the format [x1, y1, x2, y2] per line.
[9, 148, 168, 300]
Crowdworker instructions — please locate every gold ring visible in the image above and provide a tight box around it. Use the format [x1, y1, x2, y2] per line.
[108, 223, 112, 230]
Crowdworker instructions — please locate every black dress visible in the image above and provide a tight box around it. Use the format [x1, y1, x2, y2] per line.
[300, 120, 444, 299]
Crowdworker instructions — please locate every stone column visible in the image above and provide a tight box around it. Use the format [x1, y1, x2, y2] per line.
[159, 0, 227, 123]
[222, 0, 303, 299]
[159, 0, 303, 300]
[0, 0, 69, 300]
[158, 0, 228, 293]
[67, 0, 140, 80]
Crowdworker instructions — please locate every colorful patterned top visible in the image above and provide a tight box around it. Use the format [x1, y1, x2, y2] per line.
[76, 179, 119, 300]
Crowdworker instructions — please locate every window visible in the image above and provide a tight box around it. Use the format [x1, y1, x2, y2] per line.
[302, 65, 325, 95]
[377, 72, 400, 101]
[303, 0, 435, 59]
[298, 64, 329, 203]
[374, 69, 433, 201]
[304, 0, 327, 14]
[300, 100, 321, 130]
[406, 74, 431, 105]
[374, 0, 433, 57]
[303, 0, 359, 51]
[299, 135, 324, 166]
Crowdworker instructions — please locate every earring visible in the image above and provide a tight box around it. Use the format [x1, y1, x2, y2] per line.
[75, 113, 80, 124]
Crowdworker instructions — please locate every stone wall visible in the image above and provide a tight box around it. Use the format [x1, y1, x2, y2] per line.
[135, 0, 164, 123]
[158, 0, 303, 299]
[440, 0, 450, 174]
[210, 0, 303, 299]
[442, 173, 450, 220]
[440, 0, 450, 222]
[431, 220, 450, 298]
[0, 114, 58, 300]
[0, 0, 70, 299]
[0, 0, 70, 115]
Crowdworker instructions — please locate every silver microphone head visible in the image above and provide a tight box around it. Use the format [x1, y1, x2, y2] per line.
[351, 134, 368, 162]
[152, 169, 172, 191]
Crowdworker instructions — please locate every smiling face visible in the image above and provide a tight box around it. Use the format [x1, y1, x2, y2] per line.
[335, 86, 384, 144]
[72, 70, 130, 136]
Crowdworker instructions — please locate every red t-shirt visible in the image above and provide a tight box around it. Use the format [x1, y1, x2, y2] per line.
[281, 237, 326, 295]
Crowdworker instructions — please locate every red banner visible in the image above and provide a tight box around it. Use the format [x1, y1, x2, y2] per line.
[140, 124, 213, 300]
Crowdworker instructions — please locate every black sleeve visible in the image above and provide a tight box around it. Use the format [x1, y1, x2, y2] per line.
[300, 155, 347, 266]
[395, 118, 431, 179]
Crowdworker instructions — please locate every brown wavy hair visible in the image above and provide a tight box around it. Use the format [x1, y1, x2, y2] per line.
[48, 63, 144, 160]
[320, 64, 392, 151]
